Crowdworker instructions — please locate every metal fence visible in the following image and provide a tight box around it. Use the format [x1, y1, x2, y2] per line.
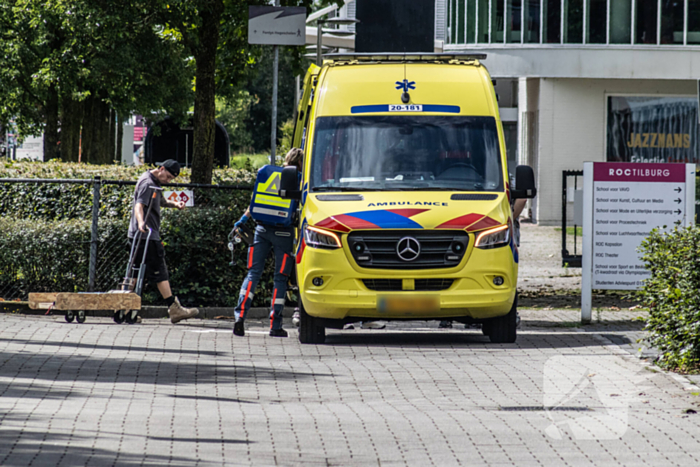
[561, 170, 583, 268]
[0, 178, 253, 306]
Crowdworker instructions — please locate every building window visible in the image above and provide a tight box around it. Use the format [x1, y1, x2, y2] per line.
[635, 0, 658, 44]
[477, 0, 490, 42]
[687, 0, 700, 44]
[524, 0, 541, 43]
[586, 0, 607, 43]
[660, 1, 684, 44]
[544, 0, 561, 43]
[609, 0, 632, 44]
[565, 0, 583, 43]
[506, 0, 523, 43]
[607, 96, 699, 163]
[467, 0, 477, 43]
[492, 0, 506, 42]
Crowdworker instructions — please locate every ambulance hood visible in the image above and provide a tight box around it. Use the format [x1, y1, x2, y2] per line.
[303, 191, 509, 233]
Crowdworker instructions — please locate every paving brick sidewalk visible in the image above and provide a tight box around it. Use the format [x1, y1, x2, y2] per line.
[1, 312, 699, 466]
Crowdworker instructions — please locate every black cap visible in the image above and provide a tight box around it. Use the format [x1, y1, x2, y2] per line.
[159, 159, 180, 177]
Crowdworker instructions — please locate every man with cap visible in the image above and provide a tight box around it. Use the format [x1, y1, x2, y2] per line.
[128, 159, 199, 323]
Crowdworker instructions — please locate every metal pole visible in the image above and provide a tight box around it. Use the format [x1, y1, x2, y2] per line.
[271, 44, 279, 166]
[88, 176, 101, 292]
[269, 0, 281, 166]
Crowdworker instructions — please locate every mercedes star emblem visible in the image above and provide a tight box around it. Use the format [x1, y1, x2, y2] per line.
[396, 237, 420, 262]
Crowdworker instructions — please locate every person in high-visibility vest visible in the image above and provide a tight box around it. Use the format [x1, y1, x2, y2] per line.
[232, 148, 303, 337]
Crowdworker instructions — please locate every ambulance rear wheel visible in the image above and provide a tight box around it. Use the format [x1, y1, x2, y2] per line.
[65, 311, 75, 323]
[298, 305, 325, 344]
[488, 294, 517, 344]
[76, 311, 86, 323]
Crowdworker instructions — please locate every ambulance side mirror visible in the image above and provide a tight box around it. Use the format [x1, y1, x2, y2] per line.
[279, 166, 301, 200]
[511, 165, 537, 199]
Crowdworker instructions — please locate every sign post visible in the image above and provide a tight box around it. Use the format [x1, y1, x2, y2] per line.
[581, 162, 696, 322]
[248, 5, 306, 166]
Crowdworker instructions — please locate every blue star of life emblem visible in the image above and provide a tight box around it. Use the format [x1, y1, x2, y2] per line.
[395, 80, 416, 92]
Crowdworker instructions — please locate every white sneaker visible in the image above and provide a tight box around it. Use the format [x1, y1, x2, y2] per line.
[361, 321, 386, 330]
[292, 310, 301, 328]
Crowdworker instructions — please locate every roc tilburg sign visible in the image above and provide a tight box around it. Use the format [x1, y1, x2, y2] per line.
[581, 162, 696, 322]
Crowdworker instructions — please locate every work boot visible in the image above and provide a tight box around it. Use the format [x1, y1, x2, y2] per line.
[168, 297, 199, 324]
[269, 328, 288, 337]
[233, 320, 245, 337]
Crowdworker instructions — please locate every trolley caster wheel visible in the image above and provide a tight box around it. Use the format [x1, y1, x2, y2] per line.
[113, 310, 125, 324]
[65, 311, 75, 323]
[124, 310, 139, 324]
[76, 310, 86, 324]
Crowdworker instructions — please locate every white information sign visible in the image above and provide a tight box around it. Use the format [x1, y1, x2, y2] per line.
[164, 190, 194, 207]
[248, 6, 306, 46]
[16, 135, 44, 161]
[581, 162, 695, 321]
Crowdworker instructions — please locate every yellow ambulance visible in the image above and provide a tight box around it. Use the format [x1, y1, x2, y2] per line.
[280, 53, 536, 344]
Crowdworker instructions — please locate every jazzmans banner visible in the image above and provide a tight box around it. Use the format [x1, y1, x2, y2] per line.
[607, 96, 699, 164]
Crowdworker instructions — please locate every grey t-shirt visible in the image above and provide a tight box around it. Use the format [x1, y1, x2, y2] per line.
[128, 171, 164, 241]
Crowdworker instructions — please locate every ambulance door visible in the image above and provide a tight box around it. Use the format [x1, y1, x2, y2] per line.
[292, 64, 320, 150]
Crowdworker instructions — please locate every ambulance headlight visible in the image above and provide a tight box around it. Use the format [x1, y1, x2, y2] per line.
[304, 226, 341, 249]
[475, 225, 510, 249]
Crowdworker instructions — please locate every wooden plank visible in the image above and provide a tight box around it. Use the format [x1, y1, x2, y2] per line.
[54, 293, 140, 311]
[28, 293, 59, 310]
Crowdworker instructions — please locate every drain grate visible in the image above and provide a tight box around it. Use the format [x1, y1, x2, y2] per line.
[499, 406, 592, 412]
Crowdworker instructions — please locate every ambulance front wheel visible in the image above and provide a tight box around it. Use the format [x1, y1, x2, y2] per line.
[488, 294, 517, 344]
[298, 304, 325, 344]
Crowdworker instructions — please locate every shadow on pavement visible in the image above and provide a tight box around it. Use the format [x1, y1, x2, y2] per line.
[322, 330, 628, 349]
[0, 431, 207, 467]
[0, 351, 331, 395]
[0, 337, 225, 357]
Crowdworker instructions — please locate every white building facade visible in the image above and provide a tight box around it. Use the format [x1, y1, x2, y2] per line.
[440, 0, 700, 224]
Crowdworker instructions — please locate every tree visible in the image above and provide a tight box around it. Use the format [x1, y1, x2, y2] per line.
[0, 0, 194, 162]
[162, 0, 310, 184]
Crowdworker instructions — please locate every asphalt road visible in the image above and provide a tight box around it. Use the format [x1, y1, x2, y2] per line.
[1, 312, 699, 466]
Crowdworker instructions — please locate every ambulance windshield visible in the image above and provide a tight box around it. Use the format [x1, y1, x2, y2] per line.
[310, 116, 503, 192]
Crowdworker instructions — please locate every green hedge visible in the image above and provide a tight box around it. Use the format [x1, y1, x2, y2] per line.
[0, 160, 284, 308]
[639, 225, 700, 372]
[0, 159, 256, 221]
[0, 218, 92, 297]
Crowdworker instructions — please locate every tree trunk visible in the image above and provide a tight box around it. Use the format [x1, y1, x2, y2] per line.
[43, 85, 59, 161]
[84, 96, 112, 164]
[81, 96, 95, 163]
[94, 99, 112, 164]
[190, 0, 223, 184]
[116, 111, 123, 165]
[108, 108, 116, 163]
[60, 94, 82, 162]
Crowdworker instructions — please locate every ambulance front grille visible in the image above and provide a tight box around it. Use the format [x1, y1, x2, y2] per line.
[362, 279, 454, 291]
[348, 231, 469, 269]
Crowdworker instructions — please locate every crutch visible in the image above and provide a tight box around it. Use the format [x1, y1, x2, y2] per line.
[116, 186, 163, 323]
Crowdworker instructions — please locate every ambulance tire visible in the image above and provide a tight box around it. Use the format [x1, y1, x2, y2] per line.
[488, 294, 517, 344]
[298, 306, 325, 344]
